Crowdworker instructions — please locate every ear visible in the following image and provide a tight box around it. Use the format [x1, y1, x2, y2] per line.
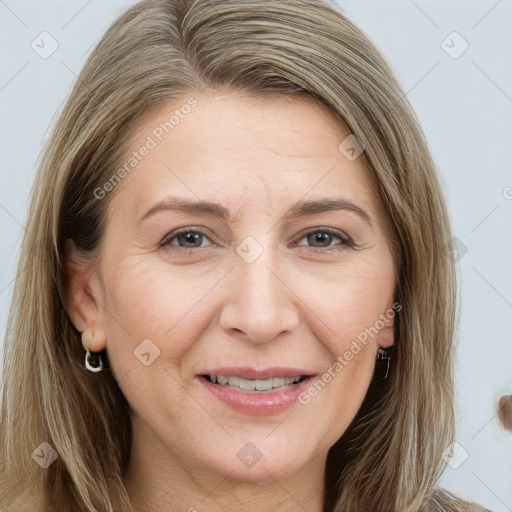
[376, 304, 398, 350]
[62, 239, 106, 352]
[377, 326, 394, 350]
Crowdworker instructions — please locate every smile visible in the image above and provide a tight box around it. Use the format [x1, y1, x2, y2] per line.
[197, 367, 316, 416]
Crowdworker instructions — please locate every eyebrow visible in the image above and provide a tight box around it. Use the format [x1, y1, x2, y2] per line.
[287, 198, 372, 227]
[141, 195, 372, 227]
[141, 196, 230, 221]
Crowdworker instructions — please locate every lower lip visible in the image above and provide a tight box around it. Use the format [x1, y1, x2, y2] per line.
[198, 376, 315, 416]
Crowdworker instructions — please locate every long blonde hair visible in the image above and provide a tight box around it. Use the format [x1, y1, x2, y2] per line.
[0, 1, 488, 510]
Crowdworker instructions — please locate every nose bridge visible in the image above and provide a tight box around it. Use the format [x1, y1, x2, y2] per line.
[220, 234, 298, 343]
[235, 234, 281, 310]
[237, 238, 277, 299]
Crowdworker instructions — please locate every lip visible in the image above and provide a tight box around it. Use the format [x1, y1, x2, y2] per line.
[197, 367, 317, 416]
[202, 366, 315, 380]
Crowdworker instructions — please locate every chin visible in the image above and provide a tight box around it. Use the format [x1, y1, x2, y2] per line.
[220, 458, 308, 484]
[196, 436, 320, 484]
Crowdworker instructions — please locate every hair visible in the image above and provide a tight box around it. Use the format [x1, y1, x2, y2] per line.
[0, 1, 490, 511]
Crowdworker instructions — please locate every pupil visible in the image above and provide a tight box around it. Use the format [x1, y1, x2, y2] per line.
[308, 232, 331, 247]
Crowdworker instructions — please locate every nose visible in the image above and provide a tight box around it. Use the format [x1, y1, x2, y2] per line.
[219, 245, 300, 344]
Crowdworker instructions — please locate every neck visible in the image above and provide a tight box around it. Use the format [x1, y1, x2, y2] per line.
[123, 416, 326, 512]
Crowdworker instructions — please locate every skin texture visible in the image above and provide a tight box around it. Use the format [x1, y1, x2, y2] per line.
[66, 90, 397, 512]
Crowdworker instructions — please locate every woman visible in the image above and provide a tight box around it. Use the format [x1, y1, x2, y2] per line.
[0, 0, 492, 510]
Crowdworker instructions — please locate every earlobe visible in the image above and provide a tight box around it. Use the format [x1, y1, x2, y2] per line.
[62, 239, 104, 336]
[376, 302, 399, 350]
[378, 325, 395, 350]
[82, 323, 107, 353]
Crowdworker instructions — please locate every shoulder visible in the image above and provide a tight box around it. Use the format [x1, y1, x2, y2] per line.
[426, 488, 493, 512]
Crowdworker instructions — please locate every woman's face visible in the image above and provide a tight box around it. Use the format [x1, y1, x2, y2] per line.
[71, 90, 396, 484]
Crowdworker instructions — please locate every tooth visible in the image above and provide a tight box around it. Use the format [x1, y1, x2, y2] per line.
[211, 375, 303, 390]
[239, 378, 256, 391]
[272, 377, 285, 388]
[256, 379, 274, 391]
[217, 375, 228, 385]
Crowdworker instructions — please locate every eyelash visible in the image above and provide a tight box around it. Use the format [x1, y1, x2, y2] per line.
[159, 227, 356, 253]
[291, 228, 355, 251]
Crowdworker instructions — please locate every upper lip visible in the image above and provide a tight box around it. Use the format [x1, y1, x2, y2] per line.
[200, 366, 317, 380]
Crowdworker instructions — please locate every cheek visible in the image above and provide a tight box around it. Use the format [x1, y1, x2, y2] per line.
[299, 256, 395, 430]
[294, 266, 390, 440]
[97, 261, 226, 424]
[98, 259, 222, 374]
[293, 257, 395, 358]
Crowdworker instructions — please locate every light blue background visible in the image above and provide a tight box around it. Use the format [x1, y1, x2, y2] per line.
[1, 1, 511, 510]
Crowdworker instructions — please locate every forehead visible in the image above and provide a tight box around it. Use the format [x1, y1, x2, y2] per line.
[108, 89, 378, 218]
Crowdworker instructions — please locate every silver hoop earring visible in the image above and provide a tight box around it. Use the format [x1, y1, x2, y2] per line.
[85, 349, 107, 373]
[375, 348, 391, 380]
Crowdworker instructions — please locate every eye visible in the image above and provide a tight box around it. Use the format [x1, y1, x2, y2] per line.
[293, 228, 354, 250]
[160, 228, 213, 249]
